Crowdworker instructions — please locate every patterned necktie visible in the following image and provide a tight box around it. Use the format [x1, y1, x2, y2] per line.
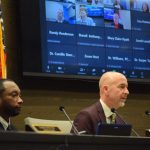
[110, 113, 116, 124]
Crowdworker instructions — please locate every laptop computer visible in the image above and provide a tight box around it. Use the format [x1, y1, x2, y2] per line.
[96, 123, 132, 136]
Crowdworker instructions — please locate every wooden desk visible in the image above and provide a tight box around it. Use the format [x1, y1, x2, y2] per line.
[0, 131, 150, 150]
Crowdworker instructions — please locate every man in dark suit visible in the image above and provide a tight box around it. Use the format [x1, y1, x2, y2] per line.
[0, 79, 23, 131]
[71, 71, 129, 135]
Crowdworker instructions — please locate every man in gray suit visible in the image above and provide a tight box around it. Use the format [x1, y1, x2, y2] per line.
[0, 79, 23, 131]
[71, 71, 129, 135]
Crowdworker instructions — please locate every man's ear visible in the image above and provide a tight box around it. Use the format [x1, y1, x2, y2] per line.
[103, 85, 109, 96]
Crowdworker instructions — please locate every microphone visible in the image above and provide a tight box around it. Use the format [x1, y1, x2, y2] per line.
[145, 110, 150, 116]
[111, 108, 116, 114]
[111, 108, 140, 137]
[59, 106, 86, 135]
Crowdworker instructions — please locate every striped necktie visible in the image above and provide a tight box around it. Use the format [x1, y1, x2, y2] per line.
[110, 113, 116, 124]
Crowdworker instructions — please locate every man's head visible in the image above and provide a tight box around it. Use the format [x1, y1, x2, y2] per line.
[0, 79, 23, 120]
[79, 7, 87, 19]
[56, 9, 64, 23]
[99, 71, 129, 109]
[115, 0, 120, 4]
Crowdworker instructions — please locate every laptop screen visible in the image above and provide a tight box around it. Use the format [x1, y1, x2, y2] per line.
[96, 123, 132, 136]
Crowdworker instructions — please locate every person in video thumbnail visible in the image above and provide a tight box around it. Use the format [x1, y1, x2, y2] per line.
[113, 0, 123, 10]
[142, 2, 149, 13]
[56, 9, 67, 23]
[92, 0, 103, 7]
[113, 10, 124, 29]
[76, 7, 96, 26]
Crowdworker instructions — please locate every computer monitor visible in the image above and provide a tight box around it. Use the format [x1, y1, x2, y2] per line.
[96, 123, 132, 136]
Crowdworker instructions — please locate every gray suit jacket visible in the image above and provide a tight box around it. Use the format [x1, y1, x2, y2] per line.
[71, 101, 125, 135]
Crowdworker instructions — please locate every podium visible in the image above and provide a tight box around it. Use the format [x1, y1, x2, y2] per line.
[0, 131, 150, 150]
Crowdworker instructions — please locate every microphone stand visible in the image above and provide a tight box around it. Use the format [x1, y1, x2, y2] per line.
[59, 106, 84, 135]
[111, 108, 140, 137]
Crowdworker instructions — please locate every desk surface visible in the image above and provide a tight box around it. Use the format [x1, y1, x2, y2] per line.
[0, 131, 150, 150]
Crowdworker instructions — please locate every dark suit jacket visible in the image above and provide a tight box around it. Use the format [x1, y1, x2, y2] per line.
[71, 101, 125, 135]
[0, 122, 17, 131]
[0, 122, 5, 130]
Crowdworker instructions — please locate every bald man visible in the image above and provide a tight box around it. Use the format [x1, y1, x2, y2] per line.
[71, 71, 129, 135]
[0, 79, 23, 131]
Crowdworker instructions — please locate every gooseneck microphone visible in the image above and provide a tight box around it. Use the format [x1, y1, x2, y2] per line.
[59, 106, 86, 135]
[111, 108, 116, 114]
[145, 110, 150, 116]
[111, 108, 140, 137]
